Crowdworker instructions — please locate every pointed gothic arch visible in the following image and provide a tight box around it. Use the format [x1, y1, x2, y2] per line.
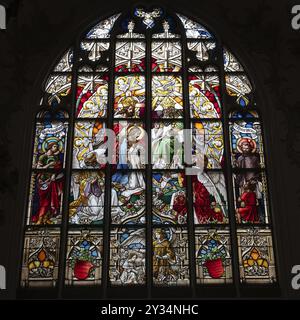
[19, 6, 277, 297]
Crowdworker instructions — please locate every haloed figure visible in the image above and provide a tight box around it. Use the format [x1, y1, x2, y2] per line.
[69, 172, 105, 224]
[33, 141, 63, 225]
[235, 138, 260, 188]
[36, 142, 62, 169]
[153, 229, 176, 281]
[235, 138, 259, 170]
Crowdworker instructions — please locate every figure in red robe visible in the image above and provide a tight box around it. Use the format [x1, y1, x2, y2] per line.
[172, 192, 187, 223]
[236, 182, 259, 223]
[32, 172, 63, 224]
[192, 176, 223, 224]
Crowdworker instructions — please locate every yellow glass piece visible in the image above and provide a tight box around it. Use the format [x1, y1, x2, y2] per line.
[250, 248, 259, 260]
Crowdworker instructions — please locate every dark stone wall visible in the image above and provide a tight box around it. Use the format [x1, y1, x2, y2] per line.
[0, 0, 299, 299]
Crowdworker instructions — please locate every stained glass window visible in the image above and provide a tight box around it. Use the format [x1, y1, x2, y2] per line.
[21, 7, 277, 294]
